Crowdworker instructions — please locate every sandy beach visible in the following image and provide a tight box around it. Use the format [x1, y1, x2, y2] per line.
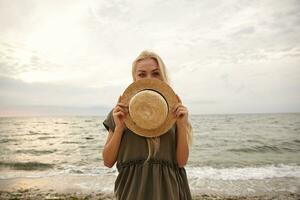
[0, 189, 299, 200]
[0, 175, 299, 200]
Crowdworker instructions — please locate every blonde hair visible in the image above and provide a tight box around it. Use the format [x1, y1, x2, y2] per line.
[132, 50, 170, 83]
[131, 50, 193, 161]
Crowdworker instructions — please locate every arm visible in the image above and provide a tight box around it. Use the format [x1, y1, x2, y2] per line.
[102, 126, 124, 168]
[176, 122, 190, 168]
[173, 94, 191, 168]
[102, 96, 128, 168]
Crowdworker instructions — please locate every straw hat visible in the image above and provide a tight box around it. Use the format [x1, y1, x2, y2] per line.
[121, 79, 178, 137]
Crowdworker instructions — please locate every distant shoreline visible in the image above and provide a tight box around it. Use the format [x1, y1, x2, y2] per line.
[1, 111, 299, 118]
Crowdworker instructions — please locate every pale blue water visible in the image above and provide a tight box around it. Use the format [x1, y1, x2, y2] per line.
[0, 113, 299, 196]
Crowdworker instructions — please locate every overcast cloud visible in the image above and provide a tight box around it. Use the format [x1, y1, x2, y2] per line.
[0, 0, 299, 116]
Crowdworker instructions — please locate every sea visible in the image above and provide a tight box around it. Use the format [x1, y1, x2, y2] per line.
[0, 112, 299, 197]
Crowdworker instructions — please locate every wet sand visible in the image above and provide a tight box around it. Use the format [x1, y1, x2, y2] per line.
[0, 175, 299, 199]
[0, 189, 299, 200]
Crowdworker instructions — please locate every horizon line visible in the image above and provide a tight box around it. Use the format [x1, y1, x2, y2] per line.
[0, 111, 299, 118]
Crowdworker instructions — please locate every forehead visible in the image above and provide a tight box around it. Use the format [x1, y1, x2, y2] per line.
[136, 58, 158, 71]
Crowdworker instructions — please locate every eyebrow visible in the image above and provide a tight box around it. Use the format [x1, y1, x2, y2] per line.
[137, 69, 159, 73]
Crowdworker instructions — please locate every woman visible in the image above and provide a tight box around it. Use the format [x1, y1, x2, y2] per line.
[102, 50, 193, 200]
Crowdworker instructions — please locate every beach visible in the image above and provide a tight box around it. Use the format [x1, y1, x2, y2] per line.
[0, 113, 299, 199]
[0, 175, 299, 200]
[1, 190, 299, 200]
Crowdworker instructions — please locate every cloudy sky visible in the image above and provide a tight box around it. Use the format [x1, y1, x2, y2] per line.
[0, 0, 299, 116]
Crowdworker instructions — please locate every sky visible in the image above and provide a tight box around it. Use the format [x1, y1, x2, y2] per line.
[0, 0, 299, 116]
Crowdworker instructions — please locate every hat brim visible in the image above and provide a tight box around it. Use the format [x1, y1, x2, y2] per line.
[121, 79, 178, 137]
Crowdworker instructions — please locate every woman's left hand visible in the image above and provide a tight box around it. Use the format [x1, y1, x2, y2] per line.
[172, 94, 189, 127]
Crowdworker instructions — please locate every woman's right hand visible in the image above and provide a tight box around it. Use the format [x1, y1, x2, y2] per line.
[112, 95, 128, 131]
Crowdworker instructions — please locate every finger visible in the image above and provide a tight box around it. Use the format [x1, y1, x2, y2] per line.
[172, 103, 185, 112]
[178, 106, 188, 112]
[172, 103, 181, 112]
[119, 104, 129, 113]
[114, 106, 123, 113]
[175, 108, 185, 115]
[176, 110, 187, 118]
[114, 110, 127, 116]
[115, 110, 125, 115]
[114, 112, 125, 119]
[176, 107, 187, 115]
[176, 107, 187, 112]
[114, 106, 127, 114]
[117, 103, 129, 108]
[172, 111, 176, 118]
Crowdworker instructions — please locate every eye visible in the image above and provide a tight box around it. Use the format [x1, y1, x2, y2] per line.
[138, 73, 146, 77]
[152, 72, 160, 76]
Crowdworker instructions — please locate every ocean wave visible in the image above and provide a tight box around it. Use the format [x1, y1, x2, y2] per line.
[0, 138, 18, 143]
[227, 144, 299, 153]
[55, 122, 69, 124]
[1, 163, 299, 183]
[37, 136, 56, 140]
[61, 141, 80, 144]
[0, 161, 54, 171]
[28, 131, 40, 135]
[14, 149, 57, 155]
[0, 165, 116, 179]
[186, 164, 300, 180]
[27, 131, 50, 136]
[59, 164, 117, 176]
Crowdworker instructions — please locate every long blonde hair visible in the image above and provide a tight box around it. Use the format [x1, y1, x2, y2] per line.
[131, 50, 193, 161]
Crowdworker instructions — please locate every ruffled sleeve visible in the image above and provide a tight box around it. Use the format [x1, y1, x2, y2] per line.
[103, 109, 116, 132]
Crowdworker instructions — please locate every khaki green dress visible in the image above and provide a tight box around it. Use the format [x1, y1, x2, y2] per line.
[103, 109, 192, 200]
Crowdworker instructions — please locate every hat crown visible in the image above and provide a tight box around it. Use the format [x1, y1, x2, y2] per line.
[129, 90, 168, 130]
[122, 78, 177, 137]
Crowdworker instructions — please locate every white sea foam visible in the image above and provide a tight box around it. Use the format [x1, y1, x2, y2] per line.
[1, 163, 299, 182]
[0, 164, 118, 179]
[186, 164, 300, 180]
